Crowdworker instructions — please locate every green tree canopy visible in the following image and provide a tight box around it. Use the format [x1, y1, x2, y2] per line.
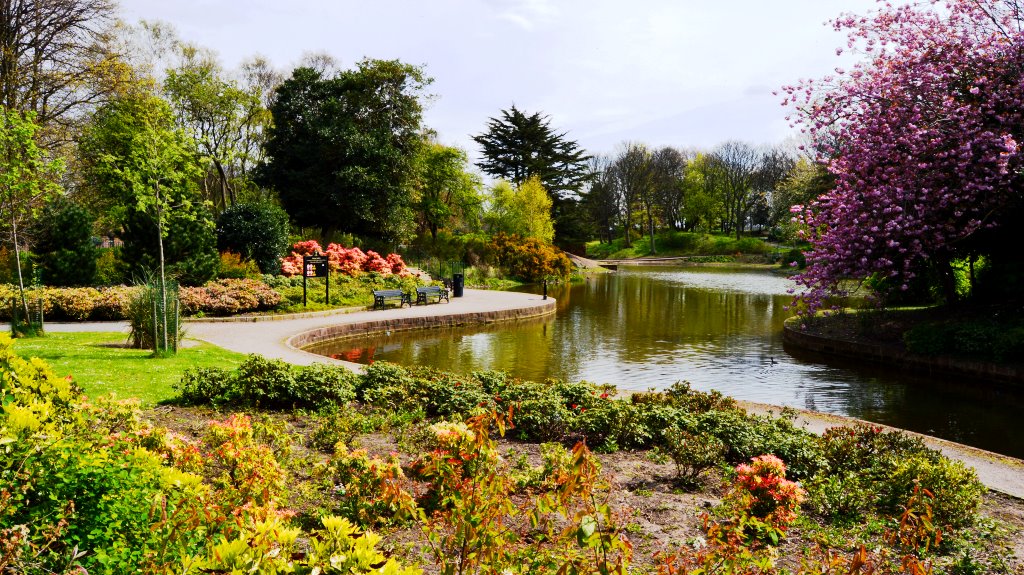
[259, 59, 430, 243]
[80, 90, 217, 286]
[414, 141, 482, 242]
[472, 105, 591, 198]
[34, 197, 98, 286]
[164, 47, 269, 210]
[0, 108, 64, 319]
[216, 201, 290, 274]
[484, 176, 555, 243]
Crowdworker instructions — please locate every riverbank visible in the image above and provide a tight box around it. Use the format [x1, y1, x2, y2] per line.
[783, 313, 1024, 385]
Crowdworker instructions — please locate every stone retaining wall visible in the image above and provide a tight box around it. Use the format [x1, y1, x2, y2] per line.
[783, 323, 1024, 385]
[287, 299, 556, 350]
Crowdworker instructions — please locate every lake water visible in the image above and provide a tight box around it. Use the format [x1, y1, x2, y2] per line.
[306, 267, 1024, 458]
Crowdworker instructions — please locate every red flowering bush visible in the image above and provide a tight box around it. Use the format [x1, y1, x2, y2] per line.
[280, 240, 409, 277]
[715, 454, 805, 546]
[328, 243, 367, 275]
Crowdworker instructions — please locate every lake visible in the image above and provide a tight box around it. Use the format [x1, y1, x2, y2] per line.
[306, 267, 1024, 458]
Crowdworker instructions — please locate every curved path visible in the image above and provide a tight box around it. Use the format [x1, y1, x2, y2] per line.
[182, 288, 556, 369]
[37, 288, 1024, 499]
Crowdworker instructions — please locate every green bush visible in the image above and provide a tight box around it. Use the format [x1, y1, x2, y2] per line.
[405, 366, 490, 417]
[661, 427, 725, 486]
[781, 248, 806, 269]
[875, 453, 985, 528]
[176, 356, 357, 410]
[904, 319, 1024, 362]
[805, 472, 869, 524]
[34, 198, 99, 287]
[216, 201, 291, 274]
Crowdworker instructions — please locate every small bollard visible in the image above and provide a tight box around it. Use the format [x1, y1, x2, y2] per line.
[543, 279, 547, 300]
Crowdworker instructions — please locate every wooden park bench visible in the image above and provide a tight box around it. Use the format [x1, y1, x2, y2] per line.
[416, 285, 449, 306]
[372, 289, 411, 310]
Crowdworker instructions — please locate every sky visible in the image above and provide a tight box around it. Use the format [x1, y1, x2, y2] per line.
[120, 0, 885, 159]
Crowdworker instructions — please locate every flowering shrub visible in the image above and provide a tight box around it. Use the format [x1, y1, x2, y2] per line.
[486, 233, 573, 281]
[783, 0, 1024, 312]
[318, 443, 417, 527]
[732, 455, 805, 523]
[279, 240, 409, 277]
[179, 278, 281, 316]
[93, 285, 136, 319]
[204, 414, 287, 509]
[46, 286, 101, 320]
[715, 455, 805, 546]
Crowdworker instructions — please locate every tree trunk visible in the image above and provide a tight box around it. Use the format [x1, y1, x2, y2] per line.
[11, 214, 30, 323]
[214, 158, 235, 207]
[155, 182, 168, 352]
[647, 210, 656, 255]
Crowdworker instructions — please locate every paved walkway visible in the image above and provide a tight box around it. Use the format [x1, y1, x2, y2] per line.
[37, 288, 1024, 499]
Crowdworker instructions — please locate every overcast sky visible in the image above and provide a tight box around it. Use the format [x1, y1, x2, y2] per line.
[120, 0, 885, 159]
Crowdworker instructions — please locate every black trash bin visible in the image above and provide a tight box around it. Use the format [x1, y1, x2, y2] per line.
[452, 273, 464, 297]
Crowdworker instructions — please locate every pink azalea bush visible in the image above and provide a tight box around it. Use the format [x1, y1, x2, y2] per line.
[781, 0, 1024, 313]
[280, 240, 409, 277]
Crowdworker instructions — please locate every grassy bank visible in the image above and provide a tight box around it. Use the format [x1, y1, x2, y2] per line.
[586, 231, 776, 260]
[11, 331, 248, 405]
[799, 304, 1024, 364]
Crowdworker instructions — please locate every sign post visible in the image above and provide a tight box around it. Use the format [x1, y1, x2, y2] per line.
[302, 254, 329, 306]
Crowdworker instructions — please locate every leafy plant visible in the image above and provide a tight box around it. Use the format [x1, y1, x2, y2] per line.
[662, 427, 725, 487]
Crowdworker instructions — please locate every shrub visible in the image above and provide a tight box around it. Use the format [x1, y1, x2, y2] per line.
[662, 427, 726, 486]
[217, 250, 261, 279]
[318, 444, 416, 527]
[405, 366, 490, 417]
[280, 240, 409, 278]
[179, 278, 281, 316]
[34, 198, 98, 286]
[294, 362, 359, 409]
[93, 284, 137, 319]
[904, 318, 1024, 362]
[216, 201, 291, 274]
[486, 233, 573, 281]
[94, 247, 125, 285]
[781, 248, 806, 269]
[44, 286, 101, 320]
[805, 472, 869, 524]
[876, 453, 985, 529]
[718, 454, 805, 546]
[175, 357, 357, 410]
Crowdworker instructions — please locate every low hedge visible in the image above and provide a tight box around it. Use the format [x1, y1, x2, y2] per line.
[0, 279, 283, 321]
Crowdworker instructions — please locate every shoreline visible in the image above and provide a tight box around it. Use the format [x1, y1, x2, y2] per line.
[33, 287, 1024, 498]
[782, 318, 1024, 386]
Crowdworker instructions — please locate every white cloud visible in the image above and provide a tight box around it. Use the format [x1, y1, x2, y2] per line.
[120, 0, 894, 157]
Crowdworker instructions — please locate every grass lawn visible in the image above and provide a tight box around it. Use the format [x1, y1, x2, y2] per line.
[12, 332, 247, 405]
[586, 231, 775, 260]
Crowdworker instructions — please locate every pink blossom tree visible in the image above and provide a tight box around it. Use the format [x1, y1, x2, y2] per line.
[783, 0, 1024, 313]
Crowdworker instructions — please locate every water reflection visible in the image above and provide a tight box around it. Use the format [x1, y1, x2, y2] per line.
[305, 267, 1024, 458]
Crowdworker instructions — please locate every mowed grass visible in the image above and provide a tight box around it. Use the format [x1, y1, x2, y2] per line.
[12, 332, 247, 405]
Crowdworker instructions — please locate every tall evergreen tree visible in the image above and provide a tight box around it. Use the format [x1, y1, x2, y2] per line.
[472, 105, 591, 198]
